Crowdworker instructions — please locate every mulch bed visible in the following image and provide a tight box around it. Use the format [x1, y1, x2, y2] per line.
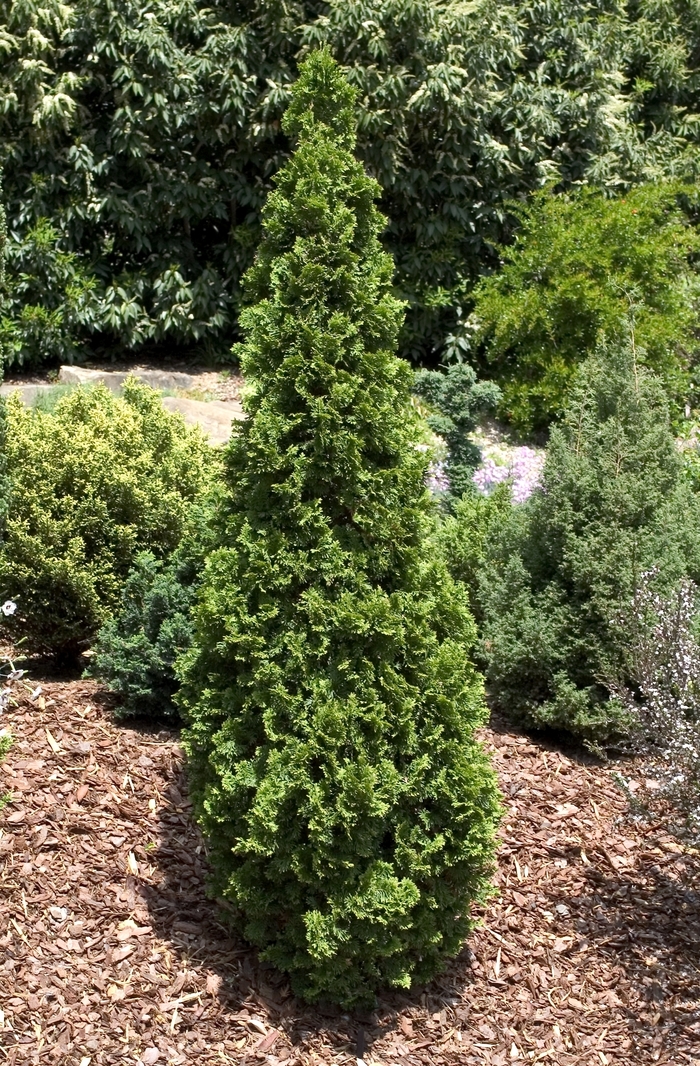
[0, 680, 698, 1066]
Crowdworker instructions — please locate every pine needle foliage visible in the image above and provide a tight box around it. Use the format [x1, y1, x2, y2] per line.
[178, 51, 500, 1008]
[480, 335, 700, 742]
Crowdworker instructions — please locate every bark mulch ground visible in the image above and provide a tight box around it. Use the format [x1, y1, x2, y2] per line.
[0, 680, 698, 1066]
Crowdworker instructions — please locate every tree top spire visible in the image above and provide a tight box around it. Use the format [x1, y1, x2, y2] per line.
[283, 48, 357, 148]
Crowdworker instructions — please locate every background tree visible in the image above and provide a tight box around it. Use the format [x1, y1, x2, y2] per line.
[178, 50, 500, 1007]
[3, 0, 700, 367]
[466, 183, 700, 433]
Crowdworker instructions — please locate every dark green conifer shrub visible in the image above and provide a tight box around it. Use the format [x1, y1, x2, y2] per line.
[468, 184, 700, 433]
[0, 381, 214, 659]
[90, 501, 217, 720]
[178, 51, 500, 1008]
[480, 336, 700, 742]
[413, 365, 501, 497]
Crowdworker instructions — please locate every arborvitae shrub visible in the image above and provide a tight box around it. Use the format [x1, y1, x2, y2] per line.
[177, 51, 500, 1008]
[480, 336, 700, 742]
[0, 381, 214, 658]
[91, 501, 218, 720]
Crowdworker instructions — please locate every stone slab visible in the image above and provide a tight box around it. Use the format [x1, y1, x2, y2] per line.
[1, 372, 244, 445]
[0, 383, 59, 404]
[58, 365, 201, 391]
[162, 396, 244, 446]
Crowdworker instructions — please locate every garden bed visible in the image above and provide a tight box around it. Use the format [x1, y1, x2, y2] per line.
[0, 681, 697, 1065]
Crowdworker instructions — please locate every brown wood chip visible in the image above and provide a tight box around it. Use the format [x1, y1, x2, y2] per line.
[0, 682, 697, 1065]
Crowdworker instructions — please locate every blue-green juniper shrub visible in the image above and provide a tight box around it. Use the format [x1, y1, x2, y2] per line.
[90, 500, 218, 720]
[413, 365, 501, 499]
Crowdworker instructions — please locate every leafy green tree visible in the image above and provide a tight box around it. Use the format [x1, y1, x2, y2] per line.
[4, 0, 700, 365]
[480, 334, 700, 742]
[625, 0, 700, 173]
[467, 183, 700, 433]
[0, 219, 102, 367]
[178, 51, 500, 1007]
[0, 381, 214, 658]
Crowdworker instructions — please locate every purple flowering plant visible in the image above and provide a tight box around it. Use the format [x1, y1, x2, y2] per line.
[472, 445, 544, 503]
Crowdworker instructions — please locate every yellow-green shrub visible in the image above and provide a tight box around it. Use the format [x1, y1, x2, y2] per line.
[0, 380, 214, 658]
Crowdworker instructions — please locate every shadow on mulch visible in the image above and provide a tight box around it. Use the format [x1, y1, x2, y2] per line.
[487, 706, 607, 768]
[139, 761, 477, 1060]
[133, 710, 700, 1061]
[7, 651, 89, 684]
[570, 852, 700, 1023]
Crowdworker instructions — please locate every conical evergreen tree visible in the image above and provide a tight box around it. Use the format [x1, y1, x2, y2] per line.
[481, 333, 700, 742]
[177, 51, 500, 1007]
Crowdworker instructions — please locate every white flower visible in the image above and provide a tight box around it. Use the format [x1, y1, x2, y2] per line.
[1, 601, 17, 617]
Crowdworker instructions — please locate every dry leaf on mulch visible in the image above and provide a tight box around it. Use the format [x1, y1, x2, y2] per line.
[0, 681, 698, 1065]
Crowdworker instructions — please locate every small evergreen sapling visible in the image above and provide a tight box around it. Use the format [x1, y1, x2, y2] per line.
[178, 51, 500, 1008]
[413, 365, 501, 498]
[91, 501, 218, 720]
[481, 335, 700, 742]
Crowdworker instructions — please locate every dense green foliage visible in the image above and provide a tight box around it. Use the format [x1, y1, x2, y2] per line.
[0, 219, 101, 368]
[439, 485, 513, 622]
[0, 173, 10, 527]
[4, 0, 700, 365]
[468, 184, 700, 433]
[0, 176, 6, 370]
[413, 366, 500, 498]
[480, 337, 700, 742]
[0, 179, 5, 299]
[0, 397, 8, 536]
[0, 381, 213, 658]
[178, 52, 500, 1007]
[91, 502, 217, 719]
